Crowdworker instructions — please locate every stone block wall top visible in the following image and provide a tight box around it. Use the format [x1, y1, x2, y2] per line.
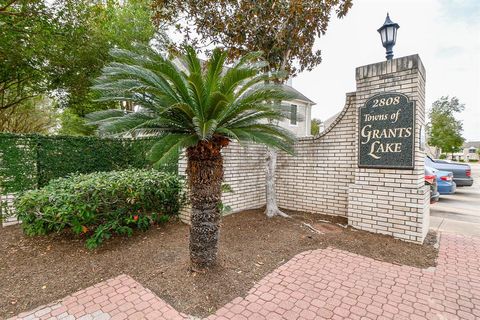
[356, 54, 426, 82]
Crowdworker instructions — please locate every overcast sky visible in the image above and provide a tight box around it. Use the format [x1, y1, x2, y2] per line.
[293, 0, 479, 141]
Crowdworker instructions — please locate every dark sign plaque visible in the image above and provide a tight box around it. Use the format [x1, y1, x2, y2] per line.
[358, 92, 415, 169]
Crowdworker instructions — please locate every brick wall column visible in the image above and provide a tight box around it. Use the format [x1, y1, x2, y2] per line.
[348, 55, 429, 243]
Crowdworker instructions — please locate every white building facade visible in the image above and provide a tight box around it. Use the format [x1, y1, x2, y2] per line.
[277, 84, 315, 138]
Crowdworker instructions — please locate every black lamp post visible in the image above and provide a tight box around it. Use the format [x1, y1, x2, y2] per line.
[378, 13, 400, 60]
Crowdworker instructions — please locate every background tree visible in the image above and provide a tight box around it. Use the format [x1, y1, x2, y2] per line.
[0, 96, 58, 133]
[1, 0, 156, 135]
[50, 0, 155, 108]
[311, 118, 323, 135]
[49, 0, 157, 134]
[57, 109, 96, 136]
[152, 0, 353, 217]
[428, 96, 465, 157]
[0, 0, 53, 111]
[88, 46, 296, 269]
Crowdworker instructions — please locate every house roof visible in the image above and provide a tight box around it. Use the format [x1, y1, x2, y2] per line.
[323, 112, 341, 129]
[464, 141, 480, 149]
[282, 84, 316, 105]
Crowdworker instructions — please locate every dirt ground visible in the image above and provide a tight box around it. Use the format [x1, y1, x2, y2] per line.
[0, 209, 438, 318]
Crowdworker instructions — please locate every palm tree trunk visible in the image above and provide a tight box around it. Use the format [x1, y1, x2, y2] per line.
[186, 138, 227, 270]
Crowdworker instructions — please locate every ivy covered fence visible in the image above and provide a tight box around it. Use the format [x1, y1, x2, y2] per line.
[0, 133, 175, 194]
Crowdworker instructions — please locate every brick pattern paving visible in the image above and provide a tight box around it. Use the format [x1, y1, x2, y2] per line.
[10, 233, 480, 320]
[212, 233, 480, 320]
[10, 275, 189, 320]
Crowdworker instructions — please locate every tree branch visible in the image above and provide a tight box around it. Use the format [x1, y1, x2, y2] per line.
[0, 94, 37, 110]
[0, 0, 18, 12]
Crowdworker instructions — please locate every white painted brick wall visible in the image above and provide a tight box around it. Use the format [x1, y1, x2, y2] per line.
[276, 92, 357, 217]
[178, 55, 429, 244]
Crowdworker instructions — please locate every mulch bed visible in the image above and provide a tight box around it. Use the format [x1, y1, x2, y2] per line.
[0, 209, 438, 318]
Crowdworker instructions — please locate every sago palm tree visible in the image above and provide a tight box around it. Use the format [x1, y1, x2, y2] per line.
[88, 45, 296, 270]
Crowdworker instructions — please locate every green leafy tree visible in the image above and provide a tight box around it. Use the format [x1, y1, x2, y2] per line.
[87, 46, 296, 270]
[0, 96, 58, 133]
[0, 0, 54, 111]
[0, 1, 56, 134]
[153, 0, 352, 76]
[49, 0, 157, 134]
[50, 0, 156, 113]
[428, 96, 465, 156]
[152, 0, 352, 217]
[58, 109, 96, 136]
[311, 118, 323, 135]
[1, 0, 156, 134]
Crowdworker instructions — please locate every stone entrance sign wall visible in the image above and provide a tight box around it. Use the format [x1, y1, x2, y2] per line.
[358, 92, 415, 169]
[348, 55, 428, 242]
[179, 54, 429, 243]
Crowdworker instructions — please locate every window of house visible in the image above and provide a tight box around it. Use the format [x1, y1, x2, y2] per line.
[469, 148, 476, 154]
[290, 104, 297, 125]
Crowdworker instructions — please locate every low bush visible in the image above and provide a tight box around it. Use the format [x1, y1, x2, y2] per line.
[468, 159, 478, 163]
[14, 169, 186, 249]
[439, 154, 447, 159]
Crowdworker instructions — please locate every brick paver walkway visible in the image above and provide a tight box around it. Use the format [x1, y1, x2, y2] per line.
[11, 233, 480, 320]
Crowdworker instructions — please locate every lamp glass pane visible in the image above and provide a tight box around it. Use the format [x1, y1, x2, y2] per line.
[380, 28, 387, 44]
[387, 26, 394, 44]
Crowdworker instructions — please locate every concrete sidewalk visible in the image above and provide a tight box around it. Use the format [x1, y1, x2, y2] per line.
[11, 233, 480, 320]
[430, 162, 480, 237]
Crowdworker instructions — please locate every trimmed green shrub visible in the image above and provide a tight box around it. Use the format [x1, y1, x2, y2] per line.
[14, 169, 186, 249]
[0, 133, 177, 194]
[439, 154, 447, 159]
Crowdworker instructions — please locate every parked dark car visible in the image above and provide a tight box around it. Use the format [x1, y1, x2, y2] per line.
[425, 166, 440, 203]
[425, 157, 473, 187]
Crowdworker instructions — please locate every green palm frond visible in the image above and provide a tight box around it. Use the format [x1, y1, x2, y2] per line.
[92, 112, 156, 136]
[89, 45, 298, 160]
[205, 48, 227, 95]
[148, 134, 198, 168]
[229, 126, 294, 154]
[86, 109, 128, 122]
[226, 110, 285, 128]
